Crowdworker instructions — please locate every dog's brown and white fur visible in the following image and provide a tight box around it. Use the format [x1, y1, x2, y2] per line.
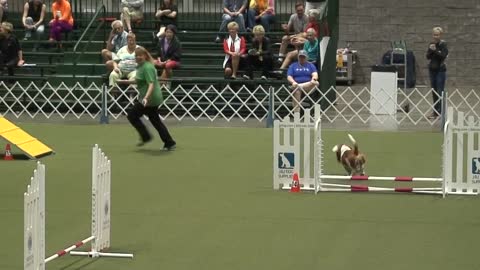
[332, 134, 366, 176]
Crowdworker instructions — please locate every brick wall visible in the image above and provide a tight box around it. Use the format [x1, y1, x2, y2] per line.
[339, 0, 480, 87]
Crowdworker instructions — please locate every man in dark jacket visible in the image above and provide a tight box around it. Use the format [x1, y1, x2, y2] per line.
[244, 25, 272, 80]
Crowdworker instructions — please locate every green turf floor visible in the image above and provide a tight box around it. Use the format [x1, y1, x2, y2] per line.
[1, 123, 479, 270]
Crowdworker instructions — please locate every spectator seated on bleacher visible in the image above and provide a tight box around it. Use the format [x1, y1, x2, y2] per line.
[223, 21, 247, 79]
[305, 0, 329, 37]
[215, 0, 247, 43]
[287, 50, 318, 112]
[246, 0, 275, 33]
[0, 0, 8, 23]
[155, 0, 177, 38]
[290, 9, 320, 45]
[244, 25, 272, 80]
[154, 24, 181, 83]
[49, 0, 74, 49]
[121, 0, 144, 33]
[22, 0, 46, 47]
[278, 2, 308, 63]
[278, 27, 318, 71]
[102, 20, 128, 72]
[0, 22, 24, 79]
[109, 33, 138, 88]
[305, 0, 327, 16]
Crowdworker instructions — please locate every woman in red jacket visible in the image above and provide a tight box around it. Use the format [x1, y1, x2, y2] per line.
[222, 21, 247, 79]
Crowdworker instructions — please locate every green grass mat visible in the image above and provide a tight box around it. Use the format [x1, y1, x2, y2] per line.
[1, 123, 478, 270]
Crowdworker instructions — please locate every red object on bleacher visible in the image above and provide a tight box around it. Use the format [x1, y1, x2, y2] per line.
[97, 17, 116, 22]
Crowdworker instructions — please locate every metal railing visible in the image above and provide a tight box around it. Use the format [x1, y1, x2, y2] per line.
[72, 1, 107, 67]
[0, 82, 478, 130]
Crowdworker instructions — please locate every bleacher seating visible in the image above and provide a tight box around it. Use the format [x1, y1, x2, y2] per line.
[0, 13, 290, 118]
[2, 10, 293, 88]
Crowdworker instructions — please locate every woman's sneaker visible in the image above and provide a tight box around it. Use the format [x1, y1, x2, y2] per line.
[163, 143, 176, 151]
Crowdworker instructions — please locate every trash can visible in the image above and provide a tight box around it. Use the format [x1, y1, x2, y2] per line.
[370, 65, 397, 115]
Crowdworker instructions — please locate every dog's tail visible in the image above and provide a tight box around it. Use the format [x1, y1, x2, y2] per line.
[348, 134, 359, 155]
[332, 145, 339, 152]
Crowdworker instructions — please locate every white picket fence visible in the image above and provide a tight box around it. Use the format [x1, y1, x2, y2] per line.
[0, 82, 478, 128]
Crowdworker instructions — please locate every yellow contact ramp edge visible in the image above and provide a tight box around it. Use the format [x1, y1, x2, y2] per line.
[0, 117, 54, 159]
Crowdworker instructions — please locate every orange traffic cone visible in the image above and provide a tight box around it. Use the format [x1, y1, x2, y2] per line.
[290, 172, 301, 193]
[4, 144, 13, 161]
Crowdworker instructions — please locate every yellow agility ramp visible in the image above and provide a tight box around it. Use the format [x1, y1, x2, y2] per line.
[0, 117, 54, 159]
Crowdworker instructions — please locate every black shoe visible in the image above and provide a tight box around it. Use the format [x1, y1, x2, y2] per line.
[136, 136, 152, 147]
[163, 142, 176, 151]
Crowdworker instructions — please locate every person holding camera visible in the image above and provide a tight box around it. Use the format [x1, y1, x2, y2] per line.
[101, 20, 128, 72]
[426, 26, 448, 119]
[244, 25, 272, 80]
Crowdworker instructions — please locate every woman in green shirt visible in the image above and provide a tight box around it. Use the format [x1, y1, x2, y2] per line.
[127, 46, 176, 150]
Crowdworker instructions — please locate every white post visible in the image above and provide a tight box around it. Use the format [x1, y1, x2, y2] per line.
[70, 145, 133, 258]
[314, 118, 323, 194]
[273, 105, 321, 190]
[24, 162, 45, 270]
[443, 108, 480, 195]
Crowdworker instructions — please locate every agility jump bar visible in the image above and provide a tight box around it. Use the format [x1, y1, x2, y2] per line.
[320, 175, 443, 182]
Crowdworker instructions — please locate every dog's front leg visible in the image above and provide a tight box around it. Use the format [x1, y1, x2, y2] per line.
[343, 164, 352, 176]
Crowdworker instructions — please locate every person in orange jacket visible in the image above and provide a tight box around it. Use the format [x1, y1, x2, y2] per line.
[49, 0, 73, 46]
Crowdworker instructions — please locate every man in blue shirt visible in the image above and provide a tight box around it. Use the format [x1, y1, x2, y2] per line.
[287, 50, 319, 112]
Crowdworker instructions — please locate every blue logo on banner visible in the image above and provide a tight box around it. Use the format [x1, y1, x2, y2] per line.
[278, 152, 294, 169]
[472, 158, 480, 174]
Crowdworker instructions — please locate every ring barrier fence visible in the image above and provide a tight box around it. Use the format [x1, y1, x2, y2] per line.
[0, 82, 478, 129]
